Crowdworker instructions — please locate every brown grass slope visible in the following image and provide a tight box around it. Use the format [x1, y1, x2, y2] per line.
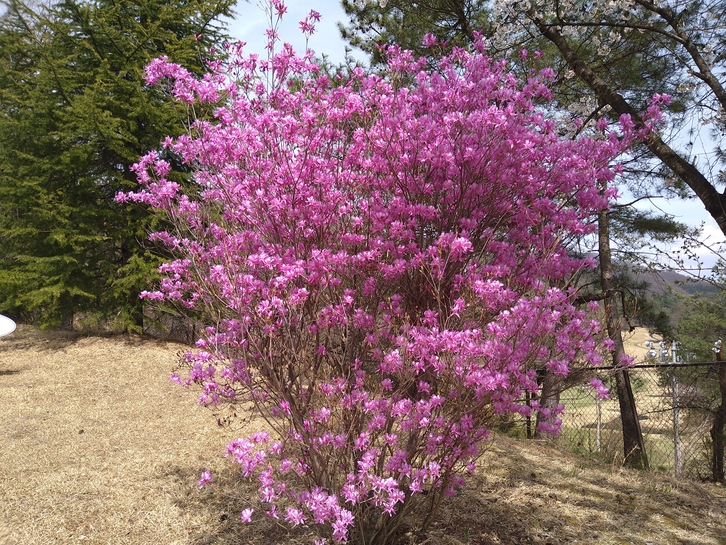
[1, 326, 724, 545]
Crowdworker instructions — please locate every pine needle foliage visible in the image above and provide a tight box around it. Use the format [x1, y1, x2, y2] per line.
[0, 0, 236, 329]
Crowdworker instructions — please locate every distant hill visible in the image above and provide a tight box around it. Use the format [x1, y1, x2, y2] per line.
[628, 268, 719, 296]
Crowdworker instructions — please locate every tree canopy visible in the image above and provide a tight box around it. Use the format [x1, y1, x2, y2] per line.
[0, 0, 236, 329]
[339, 0, 490, 64]
[341, 0, 726, 245]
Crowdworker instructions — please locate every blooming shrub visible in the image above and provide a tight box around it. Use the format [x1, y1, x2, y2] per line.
[121, 10, 636, 543]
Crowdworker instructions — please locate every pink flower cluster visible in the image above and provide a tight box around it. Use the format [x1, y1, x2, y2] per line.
[120, 12, 641, 542]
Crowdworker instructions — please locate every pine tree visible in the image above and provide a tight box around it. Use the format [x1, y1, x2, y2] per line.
[0, 0, 236, 329]
[339, 0, 490, 65]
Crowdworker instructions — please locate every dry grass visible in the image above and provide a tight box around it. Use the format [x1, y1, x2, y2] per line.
[1, 326, 725, 545]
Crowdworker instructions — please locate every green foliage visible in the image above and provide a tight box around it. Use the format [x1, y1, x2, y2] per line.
[611, 207, 690, 244]
[0, 0, 236, 330]
[338, 0, 491, 65]
[676, 290, 726, 361]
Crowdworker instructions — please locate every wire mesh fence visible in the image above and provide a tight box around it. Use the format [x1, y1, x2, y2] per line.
[548, 363, 725, 480]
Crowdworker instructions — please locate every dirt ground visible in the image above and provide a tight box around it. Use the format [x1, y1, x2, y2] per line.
[1, 326, 725, 545]
[621, 328, 660, 362]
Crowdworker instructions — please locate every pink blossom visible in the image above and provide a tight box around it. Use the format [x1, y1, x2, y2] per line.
[197, 471, 212, 489]
[240, 508, 254, 523]
[422, 33, 437, 48]
[285, 507, 305, 526]
[589, 377, 610, 400]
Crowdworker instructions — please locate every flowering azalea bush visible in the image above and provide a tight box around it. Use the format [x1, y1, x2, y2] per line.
[121, 8, 637, 543]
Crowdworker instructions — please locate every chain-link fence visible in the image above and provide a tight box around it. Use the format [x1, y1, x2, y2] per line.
[549, 363, 725, 480]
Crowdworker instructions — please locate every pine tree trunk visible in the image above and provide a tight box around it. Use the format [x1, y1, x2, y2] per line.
[711, 348, 726, 482]
[598, 206, 649, 469]
[534, 18, 726, 238]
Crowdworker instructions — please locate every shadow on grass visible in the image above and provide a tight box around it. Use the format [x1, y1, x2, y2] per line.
[0, 324, 187, 357]
[161, 463, 319, 545]
[158, 435, 725, 545]
[432, 438, 725, 545]
[0, 325, 83, 352]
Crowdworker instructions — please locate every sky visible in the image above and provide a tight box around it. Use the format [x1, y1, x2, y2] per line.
[224, 1, 726, 271]
[225, 1, 356, 66]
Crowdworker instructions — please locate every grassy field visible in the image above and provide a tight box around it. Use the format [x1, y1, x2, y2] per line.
[1, 326, 725, 545]
[555, 328, 718, 478]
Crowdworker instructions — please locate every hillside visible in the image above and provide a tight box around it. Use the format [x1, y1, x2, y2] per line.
[629, 268, 719, 297]
[1, 326, 725, 545]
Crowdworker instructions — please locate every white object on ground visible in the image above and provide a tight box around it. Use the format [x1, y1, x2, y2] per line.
[0, 314, 16, 337]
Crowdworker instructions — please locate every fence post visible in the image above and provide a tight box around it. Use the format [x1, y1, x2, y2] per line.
[671, 372, 682, 476]
[596, 394, 602, 453]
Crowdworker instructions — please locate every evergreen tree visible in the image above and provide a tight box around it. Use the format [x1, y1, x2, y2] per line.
[339, 0, 490, 65]
[0, 0, 236, 329]
[674, 279, 726, 482]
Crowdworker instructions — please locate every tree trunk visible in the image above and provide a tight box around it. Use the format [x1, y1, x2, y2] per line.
[534, 18, 726, 238]
[711, 347, 726, 482]
[598, 206, 649, 469]
[535, 370, 561, 438]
